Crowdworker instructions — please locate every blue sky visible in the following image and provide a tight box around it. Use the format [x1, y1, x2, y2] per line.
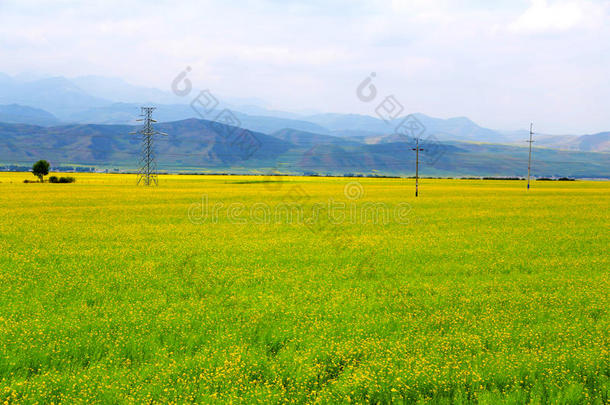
[1, 0, 609, 133]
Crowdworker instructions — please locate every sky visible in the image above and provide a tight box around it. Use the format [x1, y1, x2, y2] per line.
[1, 0, 609, 133]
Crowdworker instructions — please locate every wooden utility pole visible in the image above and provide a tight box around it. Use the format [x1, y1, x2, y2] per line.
[412, 138, 424, 197]
[527, 123, 534, 190]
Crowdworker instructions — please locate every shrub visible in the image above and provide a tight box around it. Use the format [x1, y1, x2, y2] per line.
[58, 177, 76, 183]
[49, 176, 59, 183]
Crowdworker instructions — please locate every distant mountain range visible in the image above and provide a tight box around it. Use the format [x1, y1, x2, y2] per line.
[1, 119, 608, 178]
[0, 72, 608, 177]
[0, 72, 608, 153]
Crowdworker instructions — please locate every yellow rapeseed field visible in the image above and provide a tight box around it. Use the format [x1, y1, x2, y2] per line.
[0, 172, 608, 403]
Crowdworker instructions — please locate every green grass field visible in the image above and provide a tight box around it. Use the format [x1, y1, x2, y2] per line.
[0, 173, 608, 404]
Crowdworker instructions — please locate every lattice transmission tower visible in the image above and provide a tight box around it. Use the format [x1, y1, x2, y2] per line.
[131, 107, 167, 186]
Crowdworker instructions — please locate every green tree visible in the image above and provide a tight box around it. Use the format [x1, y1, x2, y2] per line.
[32, 160, 50, 182]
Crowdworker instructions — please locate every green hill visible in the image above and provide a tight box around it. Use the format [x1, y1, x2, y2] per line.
[0, 119, 608, 178]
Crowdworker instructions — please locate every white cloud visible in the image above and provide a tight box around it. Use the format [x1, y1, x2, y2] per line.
[509, 0, 603, 34]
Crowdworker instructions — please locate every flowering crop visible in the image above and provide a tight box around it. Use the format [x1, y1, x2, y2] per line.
[0, 172, 608, 403]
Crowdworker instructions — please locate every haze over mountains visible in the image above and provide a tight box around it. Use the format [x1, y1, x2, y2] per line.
[0, 72, 608, 178]
[1, 73, 609, 150]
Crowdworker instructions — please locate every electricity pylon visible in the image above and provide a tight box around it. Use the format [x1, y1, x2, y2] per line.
[132, 107, 166, 186]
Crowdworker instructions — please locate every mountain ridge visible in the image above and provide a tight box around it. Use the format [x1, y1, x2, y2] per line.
[1, 119, 607, 178]
[0, 73, 608, 152]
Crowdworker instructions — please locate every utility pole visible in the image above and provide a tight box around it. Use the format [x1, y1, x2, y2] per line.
[132, 107, 167, 186]
[527, 123, 534, 190]
[412, 137, 424, 197]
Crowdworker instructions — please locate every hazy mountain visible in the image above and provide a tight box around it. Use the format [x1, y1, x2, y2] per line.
[304, 113, 513, 143]
[0, 73, 13, 85]
[578, 133, 610, 152]
[226, 104, 305, 120]
[0, 76, 110, 116]
[233, 112, 330, 135]
[0, 119, 608, 178]
[63, 103, 193, 125]
[414, 115, 513, 143]
[328, 129, 381, 142]
[0, 72, 608, 153]
[0, 104, 59, 126]
[305, 113, 387, 132]
[71, 76, 183, 105]
[55, 102, 332, 133]
[533, 132, 610, 153]
[0, 119, 292, 170]
[271, 128, 361, 147]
